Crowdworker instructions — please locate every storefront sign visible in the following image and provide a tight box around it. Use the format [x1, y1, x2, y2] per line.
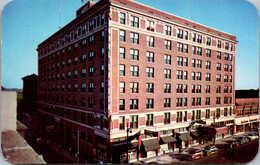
[216, 127, 228, 134]
[241, 120, 248, 124]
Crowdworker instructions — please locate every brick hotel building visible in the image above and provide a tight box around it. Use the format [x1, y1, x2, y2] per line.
[37, 0, 238, 163]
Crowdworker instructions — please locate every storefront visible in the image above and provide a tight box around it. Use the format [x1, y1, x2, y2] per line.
[215, 127, 228, 139]
[159, 135, 177, 153]
[113, 141, 139, 163]
[141, 138, 160, 158]
[177, 133, 193, 148]
[190, 131, 200, 145]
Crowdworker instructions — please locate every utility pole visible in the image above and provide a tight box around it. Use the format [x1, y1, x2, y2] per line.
[58, 0, 62, 29]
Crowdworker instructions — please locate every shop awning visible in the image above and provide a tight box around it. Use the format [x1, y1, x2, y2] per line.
[190, 131, 199, 137]
[177, 133, 193, 141]
[142, 139, 160, 152]
[129, 142, 139, 149]
[160, 136, 177, 144]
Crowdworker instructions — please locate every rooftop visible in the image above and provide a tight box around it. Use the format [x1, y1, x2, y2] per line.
[1, 131, 46, 164]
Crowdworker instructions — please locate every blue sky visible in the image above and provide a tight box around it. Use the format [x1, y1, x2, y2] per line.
[1, 0, 259, 89]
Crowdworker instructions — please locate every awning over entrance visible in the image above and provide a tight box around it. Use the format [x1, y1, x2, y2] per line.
[190, 131, 199, 137]
[142, 139, 160, 152]
[177, 133, 193, 141]
[160, 136, 177, 144]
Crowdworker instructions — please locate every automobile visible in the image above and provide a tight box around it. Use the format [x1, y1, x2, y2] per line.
[203, 145, 218, 156]
[179, 154, 193, 161]
[226, 140, 240, 147]
[235, 136, 250, 144]
[188, 149, 203, 159]
[246, 133, 259, 141]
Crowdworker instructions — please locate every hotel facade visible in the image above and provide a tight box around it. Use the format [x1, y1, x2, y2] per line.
[37, 0, 238, 163]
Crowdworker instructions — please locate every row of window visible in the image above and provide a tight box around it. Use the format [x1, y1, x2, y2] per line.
[119, 12, 235, 51]
[119, 67, 233, 82]
[118, 107, 233, 129]
[118, 97, 233, 111]
[39, 11, 108, 56]
[39, 65, 104, 83]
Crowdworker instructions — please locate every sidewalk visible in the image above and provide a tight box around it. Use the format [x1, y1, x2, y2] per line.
[132, 132, 249, 164]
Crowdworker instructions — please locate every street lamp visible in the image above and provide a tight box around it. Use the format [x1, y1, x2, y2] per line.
[126, 122, 132, 164]
[213, 112, 219, 145]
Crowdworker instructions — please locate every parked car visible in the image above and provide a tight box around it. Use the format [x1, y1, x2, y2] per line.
[235, 136, 250, 144]
[188, 149, 203, 159]
[203, 145, 218, 156]
[226, 140, 240, 147]
[246, 133, 259, 141]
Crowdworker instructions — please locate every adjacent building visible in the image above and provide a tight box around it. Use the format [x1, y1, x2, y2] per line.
[37, 0, 238, 163]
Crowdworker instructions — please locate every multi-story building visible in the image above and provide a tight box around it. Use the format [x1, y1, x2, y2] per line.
[37, 0, 237, 163]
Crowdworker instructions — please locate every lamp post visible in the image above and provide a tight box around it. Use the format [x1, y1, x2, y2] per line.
[126, 122, 132, 164]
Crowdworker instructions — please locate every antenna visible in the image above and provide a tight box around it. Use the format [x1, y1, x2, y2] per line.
[188, 0, 190, 20]
[58, 0, 62, 29]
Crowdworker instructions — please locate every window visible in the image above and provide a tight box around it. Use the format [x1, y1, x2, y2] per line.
[224, 64, 229, 71]
[164, 113, 170, 124]
[224, 86, 228, 93]
[147, 36, 154, 47]
[184, 58, 188, 67]
[100, 82, 104, 93]
[216, 86, 221, 93]
[176, 70, 183, 80]
[176, 112, 182, 122]
[196, 60, 202, 68]
[206, 61, 211, 69]
[81, 68, 86, 78]
[73, 70, 78, 79]
[231, 44, 234, 51]
[146, 99, 154, 109]
[192, 72, 195, 80]
[130, 115, 138, 129]
[196, 97, 201, 106]
[206, 49, 211, 57]
[224, 53, 229, 60]
[206, 73, 211, 81]
[206, 109, 210, 119]
[81, 54, 86, 63]
[196, 85, 201, 93]
[81, 83, 86, 92]
[120, 13, 126, 24]
[192, 46, 196, 54]
[130, 82, 139, 93]
[119, 116, 125, 130]
[217, 63, 221, 71]
[196, 47, 202, 55]
[191, 98, 196, 106]
[146, 83, 154, 93]
[130, 32, 139, 44]
[67, 59, 71, 67]
[164, 69, 171, 79]
[177, 56, 183, 66]
[89, 67, 94, 77]
[224, 75, 228, 82]
[146, 20, 154, 31]
[88, 82, 94, 92]
[130, 66, 139, 77]
[177, 43, 183, 52]
[230, 54, 233, 61]
[230, 75, 232, 82]
[146, 67, 154, 78]
[164, 84, 171, 93]
[130, 99, 138, 110]
[165, 40, 171, 50]
[100, 65, 104, 76]
[177, 29, 183, 38]
[184, 31, 189, 40]
[120, 47, 125, 59]
[216, 97, 221, 105]
[119, 82, 125, 93]
[217, 51, 221, 59]
[205, 97, 210, 105]
[176, 84, 183, 93]
[206, 37, 211, 45]
[74, 43, 78, 51]
[225, 42, 229, 50]
[192, 59, 196, 68]
[81, 39, 87, 48]
[89, 35, 94, 45]
[192, 33, 196, 42]
[205, 85, 211, 93]
[192, 85, 196, 93]
[101, 13, 105, 25]
[119, 65, 125, 76]
[224, 108, 228, 116]
[216, 74, 221, 82]
[165, 26, 171, 36]
[100, 30, 105, 41]
[120, 30, 125, 42]
[146, 52, 154, 62]
[230, 65, 233, 72]
[164, 54, 171, 64]
[119, 99, 125, 111]
[197, 34, 202, 43]
[176, 98, 183, 107]
[88, 98, 94, 108]
[130, 49, 139, 60]
[164, 98, 171, 108]
[89, 51, 94, 61]
[196, 72, 202, 81]
[184, 44, 188, 53]
[217, 40, 222, 48]
[130, 16, 139, 27]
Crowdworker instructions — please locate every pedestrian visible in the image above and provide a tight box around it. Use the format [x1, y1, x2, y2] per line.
[179, 146, 182, 154]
